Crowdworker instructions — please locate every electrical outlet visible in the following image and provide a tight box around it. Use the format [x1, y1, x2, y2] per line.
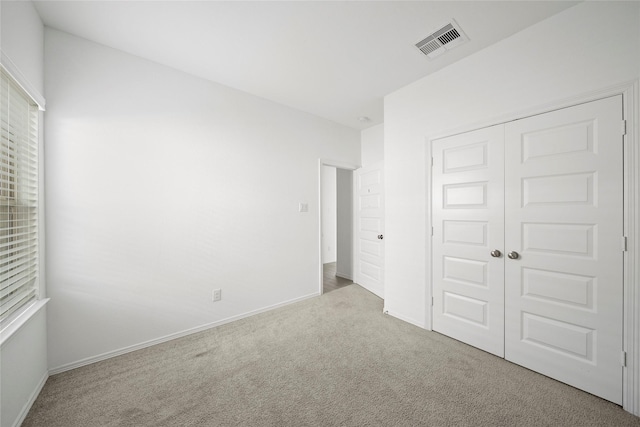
[212, 289, 222, 302]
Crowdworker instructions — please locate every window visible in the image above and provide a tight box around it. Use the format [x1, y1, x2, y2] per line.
[0, 68, 39, 325]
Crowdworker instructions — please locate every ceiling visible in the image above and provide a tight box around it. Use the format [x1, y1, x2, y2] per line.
[33, 1, 579, 130]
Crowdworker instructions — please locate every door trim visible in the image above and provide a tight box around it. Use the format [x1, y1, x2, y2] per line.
[427, 80, 639, 415]
[318, 159, 360, 295]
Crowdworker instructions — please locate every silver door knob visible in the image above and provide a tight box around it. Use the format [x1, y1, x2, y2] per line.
[490, 249, 502, 258]
[508, 251, 520, 260]
[377, 235, 384, 240]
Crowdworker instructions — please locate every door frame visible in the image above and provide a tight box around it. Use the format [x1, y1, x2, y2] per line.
[318, 159, 360, 295]
[427, 80, 639, 414]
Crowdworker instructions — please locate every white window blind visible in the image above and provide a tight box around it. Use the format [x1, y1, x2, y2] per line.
[0, 68, 39, 324]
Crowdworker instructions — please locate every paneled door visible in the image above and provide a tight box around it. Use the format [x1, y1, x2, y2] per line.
[504, 95, 623, 404]
[356, 162, 384, 298]
[432, 125, 505, 357]
[431, 95, 624, 404]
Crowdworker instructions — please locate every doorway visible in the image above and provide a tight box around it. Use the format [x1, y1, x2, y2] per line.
[319, 161, 357, 294]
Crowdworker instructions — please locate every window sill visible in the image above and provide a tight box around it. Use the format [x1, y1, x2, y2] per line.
[0, 298, 49, 348]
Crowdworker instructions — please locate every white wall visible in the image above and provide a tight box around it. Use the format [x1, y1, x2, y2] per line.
[336, 169, 353, 280]
[0, 1, 43, 93]
[384, 1, 640, 328]
[361, 123, 384, 166]
[0, 2, 48, 427]
[44, 29, 360, 371]
[1, 307, 48, 427]
[321, 165, 337, 263]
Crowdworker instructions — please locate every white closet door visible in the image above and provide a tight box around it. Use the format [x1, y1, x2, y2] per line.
[432, 125, 505, 357]
[504, 96, 624, 404]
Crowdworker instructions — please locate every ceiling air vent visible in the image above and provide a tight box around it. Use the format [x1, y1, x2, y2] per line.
[415, 20, 468, 59]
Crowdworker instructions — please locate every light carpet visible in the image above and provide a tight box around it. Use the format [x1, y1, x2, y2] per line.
[23, 285, 640, 426]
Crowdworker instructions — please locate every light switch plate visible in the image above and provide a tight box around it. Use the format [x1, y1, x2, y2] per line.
[299, 203, 309, 213]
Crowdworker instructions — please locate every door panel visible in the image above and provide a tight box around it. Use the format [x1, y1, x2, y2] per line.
[431, 95, 623, 404]
[432, 125, 505, 357]
[356, 162, 384, 298]
[504, 95, 623, 404]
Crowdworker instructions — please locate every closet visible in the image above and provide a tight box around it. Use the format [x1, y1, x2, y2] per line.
[431, 95, 624, 404]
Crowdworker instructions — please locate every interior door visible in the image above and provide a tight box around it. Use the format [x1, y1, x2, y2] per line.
[355, 162, 384, 298]
[431, 95, 624, 404]
[431, 125, 505, 357]
[504, 95, 624, 404]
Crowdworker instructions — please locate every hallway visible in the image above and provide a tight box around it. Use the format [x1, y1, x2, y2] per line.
[322, 262, 352, 294]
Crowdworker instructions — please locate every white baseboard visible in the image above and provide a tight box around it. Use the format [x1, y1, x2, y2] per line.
[49, 292, 319, 375]
[335, 271, 353, 281]
[12, 371, 48, 427]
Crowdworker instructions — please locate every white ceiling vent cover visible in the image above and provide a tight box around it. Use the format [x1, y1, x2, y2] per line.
[415, 20, 468, 59]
